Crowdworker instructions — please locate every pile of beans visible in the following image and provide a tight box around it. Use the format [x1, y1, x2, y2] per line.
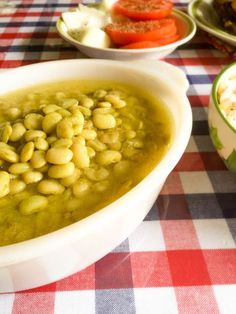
[0, 88, 147, 216]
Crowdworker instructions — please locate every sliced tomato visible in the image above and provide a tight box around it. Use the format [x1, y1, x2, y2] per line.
[104, 18, 176, 45]
[113, 0, 173, 20]
[121, 34, 180, 49]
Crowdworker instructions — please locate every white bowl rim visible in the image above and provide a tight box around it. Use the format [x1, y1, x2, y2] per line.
[0, 59, 192, 265]
[56, 8, 196, 54]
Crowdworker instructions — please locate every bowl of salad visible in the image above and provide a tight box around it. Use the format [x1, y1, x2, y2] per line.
[56, 0, 197, 60]
[208, 61, 236, 173]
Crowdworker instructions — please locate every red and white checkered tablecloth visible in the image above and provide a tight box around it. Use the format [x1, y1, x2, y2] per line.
[0, 1, 236, 313]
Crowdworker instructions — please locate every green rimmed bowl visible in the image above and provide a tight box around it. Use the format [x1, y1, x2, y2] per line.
[56, 8, 196, 60]
[188, 0, 236, 46]
[208, 62, 236, 173]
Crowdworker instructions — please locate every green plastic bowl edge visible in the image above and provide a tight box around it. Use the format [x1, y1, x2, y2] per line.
[189, 0, 236, 40]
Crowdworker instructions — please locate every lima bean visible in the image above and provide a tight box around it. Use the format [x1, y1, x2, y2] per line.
[38, 179, 65, 195]
[1, 123, 12, 143]
[0, 147, 19, 163]
[22, 171, 43, 184]
[62, 98, 78, 109]
[20, 141, 34, 162]
[25, 130, 46, 142]
[57, 108, 71, 117]
[42, 112, 62, 134]
[46, 147, 73, 164]
[48, 162, 75, 179]
[9, 123, 26, 142]
[105, 94, 126, 108]
[7, 107, 21, 120]
[84, 167, 109, 181]
[56, 119, 74, 138]
[30, 150, 47, 169]
[77, 106, 91, 117]
[19, 195, 48, 215]
[81, 129, 97, 140]
[24, 113, 43, 130]
[34, 137, 49, 151]
[108, 141, 122, 151]
[93, 113, 116, 129]
[79, 97, 94, 108]
[71, 143, 90, 168]
[87, 139, 107, 151]
[72, 178, 90, 197]
[60, 168, 81, 187]
[97, 101, 111, 108]
[93, 180, 109, 192]
[8, 163, 31, 175]
[42, 104, 60, 114]
[93, 89, 107, 99]
[9, 179, 26, 194]
[51, 138, 72, 149]
[0, 171, 10, 198]
[96, 150, 122, 166]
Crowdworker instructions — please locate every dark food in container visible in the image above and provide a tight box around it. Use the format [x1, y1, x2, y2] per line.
[213, 0, 236, 34]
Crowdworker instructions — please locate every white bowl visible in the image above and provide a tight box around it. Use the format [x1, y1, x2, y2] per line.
[56, 9, 197, 60]
[0, 59, 192, 292]
[208, 61, 236, 173]
[188, 0, 236, 47]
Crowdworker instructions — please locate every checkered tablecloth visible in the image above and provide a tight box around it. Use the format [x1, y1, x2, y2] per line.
[0, 0, 236, 313]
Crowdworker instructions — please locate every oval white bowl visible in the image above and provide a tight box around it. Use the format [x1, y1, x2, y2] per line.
[0, 59, 192, 292]
[56, 9, 197, 60]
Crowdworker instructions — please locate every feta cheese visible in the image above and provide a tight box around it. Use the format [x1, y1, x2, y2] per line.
[77, 4, 111, 28]
[79, 28, 111, 48]
[62, 10, 87, 30]
[61, 4, 112, 46]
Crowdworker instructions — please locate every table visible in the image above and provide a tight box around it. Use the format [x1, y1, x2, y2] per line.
[0, 1, 236, 313]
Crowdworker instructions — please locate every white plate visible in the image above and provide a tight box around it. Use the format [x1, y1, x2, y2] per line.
[56, 8, 196, 60]
[188, 0, 236, 47]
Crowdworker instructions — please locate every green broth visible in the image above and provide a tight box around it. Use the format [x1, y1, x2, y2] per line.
[0, 80, 173, 246]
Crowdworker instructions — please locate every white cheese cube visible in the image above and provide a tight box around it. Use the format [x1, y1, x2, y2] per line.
[80, 28, 111, 48]
[62, 10, 87, 30]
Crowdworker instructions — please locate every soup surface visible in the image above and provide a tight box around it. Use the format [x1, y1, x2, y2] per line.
[0, 80, 173, 246]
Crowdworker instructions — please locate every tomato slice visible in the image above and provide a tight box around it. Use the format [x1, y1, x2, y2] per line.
[113, 0, 173, 20]
[121, 34, 180, 49]
[104, 18, 176, 45]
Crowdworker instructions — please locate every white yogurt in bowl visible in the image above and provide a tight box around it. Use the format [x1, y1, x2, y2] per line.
[208, 61, 236, 173]
[217, 75, 236, 129]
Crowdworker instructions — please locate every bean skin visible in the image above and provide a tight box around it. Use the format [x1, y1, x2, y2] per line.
[22, 171, 43, 184]
[0, 171, 10, 198]
[20, 142, 34, 162]
[30, 150, 47, 169]
[19, 195, 48, 215]
[71, 143, 90, 168]
[93, 114, 116, 129]
[38, 179, 65, 195]
[48, 162, 75, 179]
[46, 148, 73, 164]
